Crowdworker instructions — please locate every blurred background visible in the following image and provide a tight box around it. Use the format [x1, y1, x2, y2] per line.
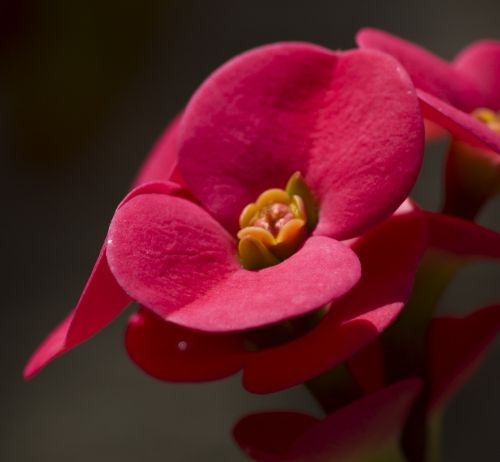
[2, 0, 499, 460]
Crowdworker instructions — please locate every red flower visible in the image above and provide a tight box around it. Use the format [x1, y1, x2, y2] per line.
[350, 212, 500, 396]
[347, 212, 500, 457]
[234, 379, 422, 462]
[124, 208, 426, 392]
[348, 303, 500, 460]
[25, 42, 424, 389]
[356, 28, 500, 154]
[350, 212, 500, 402]
[234, 307, 500, 462]
[350, 302, 500, 412]
[233, 213, 500, 460]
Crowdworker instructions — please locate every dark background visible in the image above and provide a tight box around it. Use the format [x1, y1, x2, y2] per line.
[2, 1, 499, 460]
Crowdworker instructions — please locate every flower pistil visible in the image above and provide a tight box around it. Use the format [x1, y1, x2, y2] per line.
[238, 172, 317, 270]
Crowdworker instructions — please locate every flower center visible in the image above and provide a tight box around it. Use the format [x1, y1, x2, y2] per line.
[472, 108, 500, 133]
[237, 172, 317, 270]
[253, 202, 296, 236]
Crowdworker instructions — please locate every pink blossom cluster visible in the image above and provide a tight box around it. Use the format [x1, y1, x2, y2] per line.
[25, 29, 500, 462]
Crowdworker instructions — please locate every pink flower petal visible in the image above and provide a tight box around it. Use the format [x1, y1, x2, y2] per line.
[418, 90, 500, 153]
[107, 191, 237, 313]
[428, 304, 500, 413]
[24, 313, 74, 379]
[234, 379, 422, 462]
[178, 42, 423, 239]
[125, 308, 247, 382]
[24, 182, 185, 378]
[234, 412, 318, 462]
[132, 115, 186, 187]
[349, 212, 500, 395]
[107, 188, 361, 331]
[423, 211, 500, 259]
[169, 237, 360, 332]
[453, 40, 500, 111]
[24, 247, 131, 379]
[349, 307, 500, 418]
[243, 212, 427, 393]
[356, 29, 500, 152]
[289, 379, 422, 461]
[356, 28, 484, 111]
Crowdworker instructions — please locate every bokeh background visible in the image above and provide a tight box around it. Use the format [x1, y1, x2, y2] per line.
[2, 1, 499, 460]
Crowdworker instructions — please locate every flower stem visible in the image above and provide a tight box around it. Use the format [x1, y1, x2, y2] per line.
[383, 250, 461, 381]
[425, 413, 443, 462]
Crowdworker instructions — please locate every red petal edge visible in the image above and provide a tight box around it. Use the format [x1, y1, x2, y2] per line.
[132, 115, 186, 187]
[24, 182, 185, 378]
[418, 90, 500, 154]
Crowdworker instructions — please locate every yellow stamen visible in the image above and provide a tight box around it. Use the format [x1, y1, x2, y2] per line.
[472, 108, 500, 133]
[237, 227, 275, 247]
[276, 218, 306, 245]
[255, 189, 290, 207]
[273, 219, 307, 261]
[286, 172, 318, 230]
[238, 236, 280, 270]
[239, 203, 260, 229]
[237, 172, 317, 270]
